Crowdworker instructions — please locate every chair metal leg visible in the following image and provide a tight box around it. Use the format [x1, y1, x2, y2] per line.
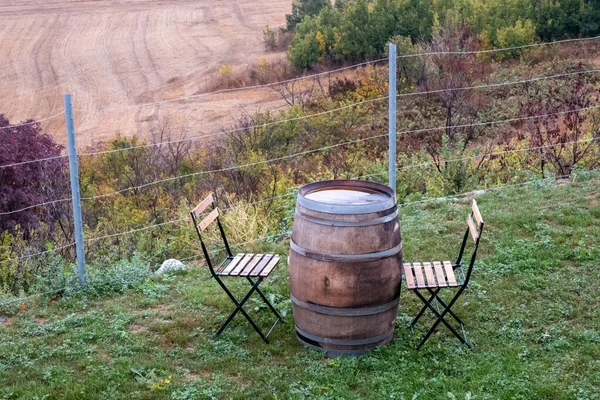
[213, 276, 270, 343]
[413, 287, 465, 328]
[413, 288, 470, 349]
[425, 287, 465, 327]
[411, 288, 441, 327]
[246, 276, 284, 322]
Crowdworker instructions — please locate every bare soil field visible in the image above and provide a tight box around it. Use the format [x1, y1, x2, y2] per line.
[0, 0, 291, 147]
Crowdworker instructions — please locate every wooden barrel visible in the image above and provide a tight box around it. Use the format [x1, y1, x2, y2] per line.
[289, 180, 402, 356]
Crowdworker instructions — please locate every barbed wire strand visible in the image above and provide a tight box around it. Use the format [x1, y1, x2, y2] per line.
[0, 287, 70, 307]
[402, 34, 600, 58]
[14, 242, 77, 261]
[5, 172, 598, 307]
[4, 102, 598, 217]
[80, 133, 388, 201]
[86, 218, 188, 243]
[73, 35, 600, 114]
[77, 104, 600, 202]
[224, 192, 297, 211]
[77, 68, 600, 158]
[2, 66, 596, 171]
[0, 111, 65, 131]
[395, 104, 600, 136]
[393, 68, 600, 98]
[0, 197, 72, 217]
[353, 137, 600, 180]
[79, 97, 387, 157]
[399, 174, 574, 207]
[394, 137, 600, 172]
[0, 154, 69, 170]
[75, 62, 389, 114]
[84, 195, 300, 243]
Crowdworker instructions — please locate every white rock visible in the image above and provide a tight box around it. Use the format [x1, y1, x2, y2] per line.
[155, 259, 187, 276]
[473, 190, 486, 197]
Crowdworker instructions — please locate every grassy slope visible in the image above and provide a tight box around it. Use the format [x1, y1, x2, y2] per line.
[1, 175, 599, 400]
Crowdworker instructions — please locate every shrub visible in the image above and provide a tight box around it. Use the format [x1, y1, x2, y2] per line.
[288, 17, 324, 69]
[263, 25, 278, 50]
[494, 20, 538, 60]
[0, 115, 69, 236]
[263, 25, 293, 52]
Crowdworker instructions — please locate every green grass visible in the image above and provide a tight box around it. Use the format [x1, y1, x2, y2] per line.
[1, 176, 599, 399]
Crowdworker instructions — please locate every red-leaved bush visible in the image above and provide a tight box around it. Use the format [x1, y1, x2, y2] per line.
[0, 115, 69, 237]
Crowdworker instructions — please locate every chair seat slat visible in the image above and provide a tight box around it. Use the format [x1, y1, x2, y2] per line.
[215, 258, 232, 274]
[258, 255, 280, 277]
[422, 262, 436, 286]
[413, 262, 426, 288]
[244, 254, 273, 277]
[220, 253, 244, 276]
[238, 254, 263, 276]
[403, 263, 416, 289]
[433, 262, 447, 287]
[230, 253, 255, 276]
[443, 261, 458, 286]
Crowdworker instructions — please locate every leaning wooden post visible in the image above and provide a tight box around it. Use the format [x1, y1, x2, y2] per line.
[388, 43, 397, 193]
[64, 93, 86, 285]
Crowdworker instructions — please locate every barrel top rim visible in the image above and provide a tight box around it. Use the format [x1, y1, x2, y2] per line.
[297, 180, 397, 214]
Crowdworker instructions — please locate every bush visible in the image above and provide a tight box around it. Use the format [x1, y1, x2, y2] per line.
[495, 20, 538, 60]
[0, 115, 69, 236]
[288, 18, 324, 69]
[263, 25, 278, 50]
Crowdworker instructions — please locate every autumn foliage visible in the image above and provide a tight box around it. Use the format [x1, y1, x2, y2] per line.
[0, 115, 69, 236]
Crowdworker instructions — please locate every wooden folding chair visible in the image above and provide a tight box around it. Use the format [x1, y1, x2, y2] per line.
[403, 199, 485, 349]
[190, 193, 283, 343]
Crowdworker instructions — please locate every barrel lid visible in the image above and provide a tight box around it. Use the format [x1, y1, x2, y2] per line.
[297, 180, 396, 214]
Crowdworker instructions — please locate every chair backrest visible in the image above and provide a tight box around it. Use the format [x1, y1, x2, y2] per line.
[456, 199, 485, 285]
[190, 193, 232, 275]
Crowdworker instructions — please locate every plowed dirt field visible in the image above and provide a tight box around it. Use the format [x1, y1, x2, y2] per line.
[0, 0, 291, 146]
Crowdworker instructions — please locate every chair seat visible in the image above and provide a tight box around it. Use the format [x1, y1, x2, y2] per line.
[403, 261, 462, 289]
[217, 253, 280, 277]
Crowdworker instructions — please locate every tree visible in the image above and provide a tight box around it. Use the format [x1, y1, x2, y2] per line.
[334, 0, 373, 59]
[286, 0, 331, 31]
[0, 115, 69, 237]
[580, 0, 600, 36]
[395, 0, 434, 41]
[534, 0, 581, 41]
[367, 0, 397, 54]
